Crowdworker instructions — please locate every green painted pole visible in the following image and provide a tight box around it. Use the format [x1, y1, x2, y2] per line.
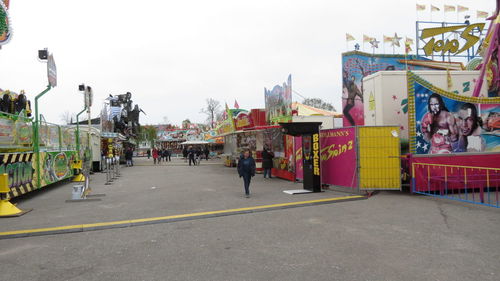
[75, 107, 87, 157]
[34, 85, 52, 189]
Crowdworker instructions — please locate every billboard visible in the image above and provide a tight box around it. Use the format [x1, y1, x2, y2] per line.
[265, 74, 292, 125]
[320, 127, 357, 188]
[342, 51, 432, 127]
[408, 71, 500, 154]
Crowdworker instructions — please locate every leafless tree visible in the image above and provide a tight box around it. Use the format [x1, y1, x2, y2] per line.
[200, 98, 221, 129]
[59, 111, 76, 125]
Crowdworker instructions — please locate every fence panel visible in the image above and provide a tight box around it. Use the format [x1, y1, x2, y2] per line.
[357, 126, 401, 190]
[412, 163, 500, 208]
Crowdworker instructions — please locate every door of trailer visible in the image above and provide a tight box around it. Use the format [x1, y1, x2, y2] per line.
[357, 126, 401, 190]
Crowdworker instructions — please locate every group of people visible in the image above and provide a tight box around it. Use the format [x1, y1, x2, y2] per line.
[147, 148, 172, 164]
[183, 146, 210, 166]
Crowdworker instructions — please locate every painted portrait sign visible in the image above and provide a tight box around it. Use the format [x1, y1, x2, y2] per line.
[342, 51, 432, 127]
[409, 72, 500, 154]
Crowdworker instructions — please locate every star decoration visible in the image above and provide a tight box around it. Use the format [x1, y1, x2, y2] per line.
[416, 141, 421, 148]
[416, 131, 422, 137]
[422, 143, 429, 151]
[417, 121, 421, 125]
[369, 38, 379, 48]
[391, 33, 402, 47]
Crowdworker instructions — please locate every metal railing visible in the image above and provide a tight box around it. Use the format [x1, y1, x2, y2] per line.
[412, 163, 500, 208]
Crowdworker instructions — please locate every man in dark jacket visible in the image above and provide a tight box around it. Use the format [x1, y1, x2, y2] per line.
[237, 149, 256, 198]
[262, 147, 274, 178]
[125, 148, 133, 167]
[204, 147, 210, 161]
[188, 146, 196, 166]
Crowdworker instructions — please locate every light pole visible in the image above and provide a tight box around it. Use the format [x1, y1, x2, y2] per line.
[34, 48, 56, 189]
[78, 84, 93, 169]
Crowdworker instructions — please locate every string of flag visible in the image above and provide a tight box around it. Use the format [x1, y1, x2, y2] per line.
[416, 4, 490, 19]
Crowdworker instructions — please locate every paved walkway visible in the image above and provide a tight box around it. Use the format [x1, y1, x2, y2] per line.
[1, 157, 500, 281]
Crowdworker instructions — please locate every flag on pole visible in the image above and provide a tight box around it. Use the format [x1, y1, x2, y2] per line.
[346, 33, 355, 42]
[223, 103, 229, 119]
[405, 41, 412, 54]
[383, 35, 393, 43]
[431, 5, 440, 12]
[477, 11, 488, 18]
[234, 100, 239, 109]
[363, 35, 373, 43]
[457, 5, 469, 13]
[416, 4, 426, 11]
[444, 5, 455, 12]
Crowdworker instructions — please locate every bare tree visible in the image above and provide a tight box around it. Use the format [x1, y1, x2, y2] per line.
[59, 111, 76, 125]
[200, 98, 221, 129]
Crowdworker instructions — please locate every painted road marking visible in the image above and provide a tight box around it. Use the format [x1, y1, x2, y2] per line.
[0, 195, 366, 239]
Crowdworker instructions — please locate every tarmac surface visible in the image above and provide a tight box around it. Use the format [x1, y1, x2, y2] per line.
[1, 157, 500, 281]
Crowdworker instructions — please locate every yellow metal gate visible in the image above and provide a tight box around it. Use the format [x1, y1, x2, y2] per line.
[357, 126, 401, 190]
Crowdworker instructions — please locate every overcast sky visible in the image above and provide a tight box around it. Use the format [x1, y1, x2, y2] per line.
[0, 0, 495, 126]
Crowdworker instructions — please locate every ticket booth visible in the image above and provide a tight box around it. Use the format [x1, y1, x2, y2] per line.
[279, 122, 322, 192]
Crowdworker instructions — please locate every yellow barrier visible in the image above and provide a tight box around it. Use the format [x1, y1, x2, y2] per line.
[0, 173, 32, 217]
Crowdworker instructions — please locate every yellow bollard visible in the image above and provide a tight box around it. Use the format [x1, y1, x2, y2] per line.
[0, 173, 31, 217]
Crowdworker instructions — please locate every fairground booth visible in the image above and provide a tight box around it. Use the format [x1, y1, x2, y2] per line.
[337, 10, 500, 205]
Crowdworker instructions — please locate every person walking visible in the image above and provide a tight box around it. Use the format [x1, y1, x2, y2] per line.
[162, 148, 168, 163]
[188, 146, 196, 166]
[204, 146, 210, 161]
[125, 147, 133, 167]
[237, 149, 256, 198]
[146, 149, 151, 159]
[152, 148, 159, 165]
[183, 147, 188, 162]
[196, 147, 202, 165]
[166, 149, 172, 161]
[262, 146, 274, 178]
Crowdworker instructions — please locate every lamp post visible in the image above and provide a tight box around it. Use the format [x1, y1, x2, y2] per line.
[34, 48, 56, 189]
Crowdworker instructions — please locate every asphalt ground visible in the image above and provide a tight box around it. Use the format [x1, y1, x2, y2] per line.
[1, 157, 500, 281]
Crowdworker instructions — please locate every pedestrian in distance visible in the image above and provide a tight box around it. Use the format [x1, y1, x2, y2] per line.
[162, 149, 168, 162]
[196, 147, 202, 165]
[188, 146, 196, 166]
[237, 149, 256, 198]
[125, 147, 133, 167]
[147, 149, 151, 159]
[152, 148, 159, 165]
[204, 146, 210, 161]
[183, 147, 188, 162]
[262, 146, 274, 178]
[166, 149, 172, 161]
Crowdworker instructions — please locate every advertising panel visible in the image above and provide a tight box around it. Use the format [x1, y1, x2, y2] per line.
[294, 136, 303, 180]
[265, 74, 292, 125]
[342, 51, 432, 127]
[408, 72, 500, 154]
[38, 151, 76, 186]
[0, 116, 14, 144]
[320, 127, 357, 188]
